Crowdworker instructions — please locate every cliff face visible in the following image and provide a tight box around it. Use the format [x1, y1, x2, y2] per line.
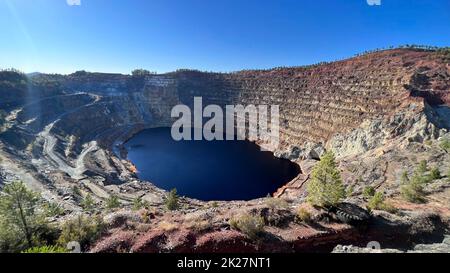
[23, 50, 450, 148]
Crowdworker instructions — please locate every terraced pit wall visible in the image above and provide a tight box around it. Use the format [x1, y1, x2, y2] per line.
[1, 49, 449, 175]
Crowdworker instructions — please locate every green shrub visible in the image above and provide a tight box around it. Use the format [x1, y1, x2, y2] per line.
[346, 185, 355, 197]
[81, 194, 95, 212]
[229, 215, 265, 239]
[440, 138, 450, 152]
[72, 186, 81, 197]
[165, 189, 179, 211]
[414, 172, 433, 184]
[307, 151, 345, 207]
[417, 160, 428, 174]
[42, 202, 64, 217]
[367, 192, 384, 210]
[132, 197, 148, 211]
[57, 215, 106, 251]
[296, 207, 312, 223]
[363, 186, 376, 199]
[401, 162, 438, 186]
[367, 192, 398, 213]
[430, 167, 441, 180]
[210, 201, 219, 208]
[105, 195, 120, 210]
[401, 171, 409, 184]
[0, 214, 17, 252]
[22, 245, 67, 253]
[401, 175, 426, 203]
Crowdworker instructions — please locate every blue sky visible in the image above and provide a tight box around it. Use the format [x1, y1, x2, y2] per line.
[0, 0, 449, 74]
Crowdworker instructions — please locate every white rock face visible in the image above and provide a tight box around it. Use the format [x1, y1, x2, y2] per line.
[327, 107, 446, 159]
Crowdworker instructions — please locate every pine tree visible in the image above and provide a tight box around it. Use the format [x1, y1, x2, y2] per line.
[417, 160, 428, 175]
[307, 152, 345, 207]
[401, 174, 426, 203]
[165, 189, 179, 211]
[105, 195, 120, 210]
[81, 194, 95, 212]
[0, 181, 44, 249]
[430, 167, 441, 180]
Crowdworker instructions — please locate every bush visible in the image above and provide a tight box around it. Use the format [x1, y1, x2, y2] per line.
[401, 171, 409, 184]
[165, 189, 179, 211]
[307, 151, 345, 207]
[296, 207, 312, 223]
[430, 167, 441, 180]
[81, 194, 95, 212]
[229, 215, 265, 239]
[265, 198, 288, 210]
[158, 221, 178, 232]
[22, 245, 67, 253]
[57, 215, 106, 251]
[210, 201, 219, 208]
[0, 215, 17, 252]
[132, 197, 147, 211]
[401, 175, 426, 203]
[367, 192, 384, 210]
[72, 186, 81, 197]
[346, 185, 355, 198]
[366, 192, 397, 213]
[42, 202, 64, 217]
[440, 138, 450, 152]
[105, 195, 120, 210]
[363, 186, 376, 199]
[417, 160, 428, 174]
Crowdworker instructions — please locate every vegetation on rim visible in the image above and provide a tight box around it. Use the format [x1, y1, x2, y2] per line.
[307, 151, 345, 207]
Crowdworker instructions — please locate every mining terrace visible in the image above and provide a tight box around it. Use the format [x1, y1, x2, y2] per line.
[1, 48, 450, 252]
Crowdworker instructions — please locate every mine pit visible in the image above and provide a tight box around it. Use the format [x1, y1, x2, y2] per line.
[124, 127, 301, 201]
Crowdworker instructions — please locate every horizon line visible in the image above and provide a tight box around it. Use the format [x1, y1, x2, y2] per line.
[2, 45, 448, 76]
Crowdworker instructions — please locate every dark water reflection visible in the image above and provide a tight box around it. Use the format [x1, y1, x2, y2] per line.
[125, 128, 300, 201]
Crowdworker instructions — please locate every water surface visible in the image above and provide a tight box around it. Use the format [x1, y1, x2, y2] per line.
[125, 128, 300, 201]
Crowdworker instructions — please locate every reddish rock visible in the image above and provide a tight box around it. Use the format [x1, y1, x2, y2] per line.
[195, 230, 257, 253]
[90, 231, 135, 253]
[167, 229, 197, 253]
[131, 230, 167, 253]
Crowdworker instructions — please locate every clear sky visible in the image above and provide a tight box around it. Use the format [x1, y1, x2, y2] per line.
[0, 0, 449, 74]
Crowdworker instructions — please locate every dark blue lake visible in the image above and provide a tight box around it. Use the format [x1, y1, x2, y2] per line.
[125, 128, 300, 201]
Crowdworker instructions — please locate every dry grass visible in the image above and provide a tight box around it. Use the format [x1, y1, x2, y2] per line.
[265, 197, 289, 210]
[158, 221, 178, 232]
[229, 214, 265, 239]
[185, 220, 212, 232]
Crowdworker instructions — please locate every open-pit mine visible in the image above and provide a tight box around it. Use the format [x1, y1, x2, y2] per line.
[1, 48, 450, 253]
